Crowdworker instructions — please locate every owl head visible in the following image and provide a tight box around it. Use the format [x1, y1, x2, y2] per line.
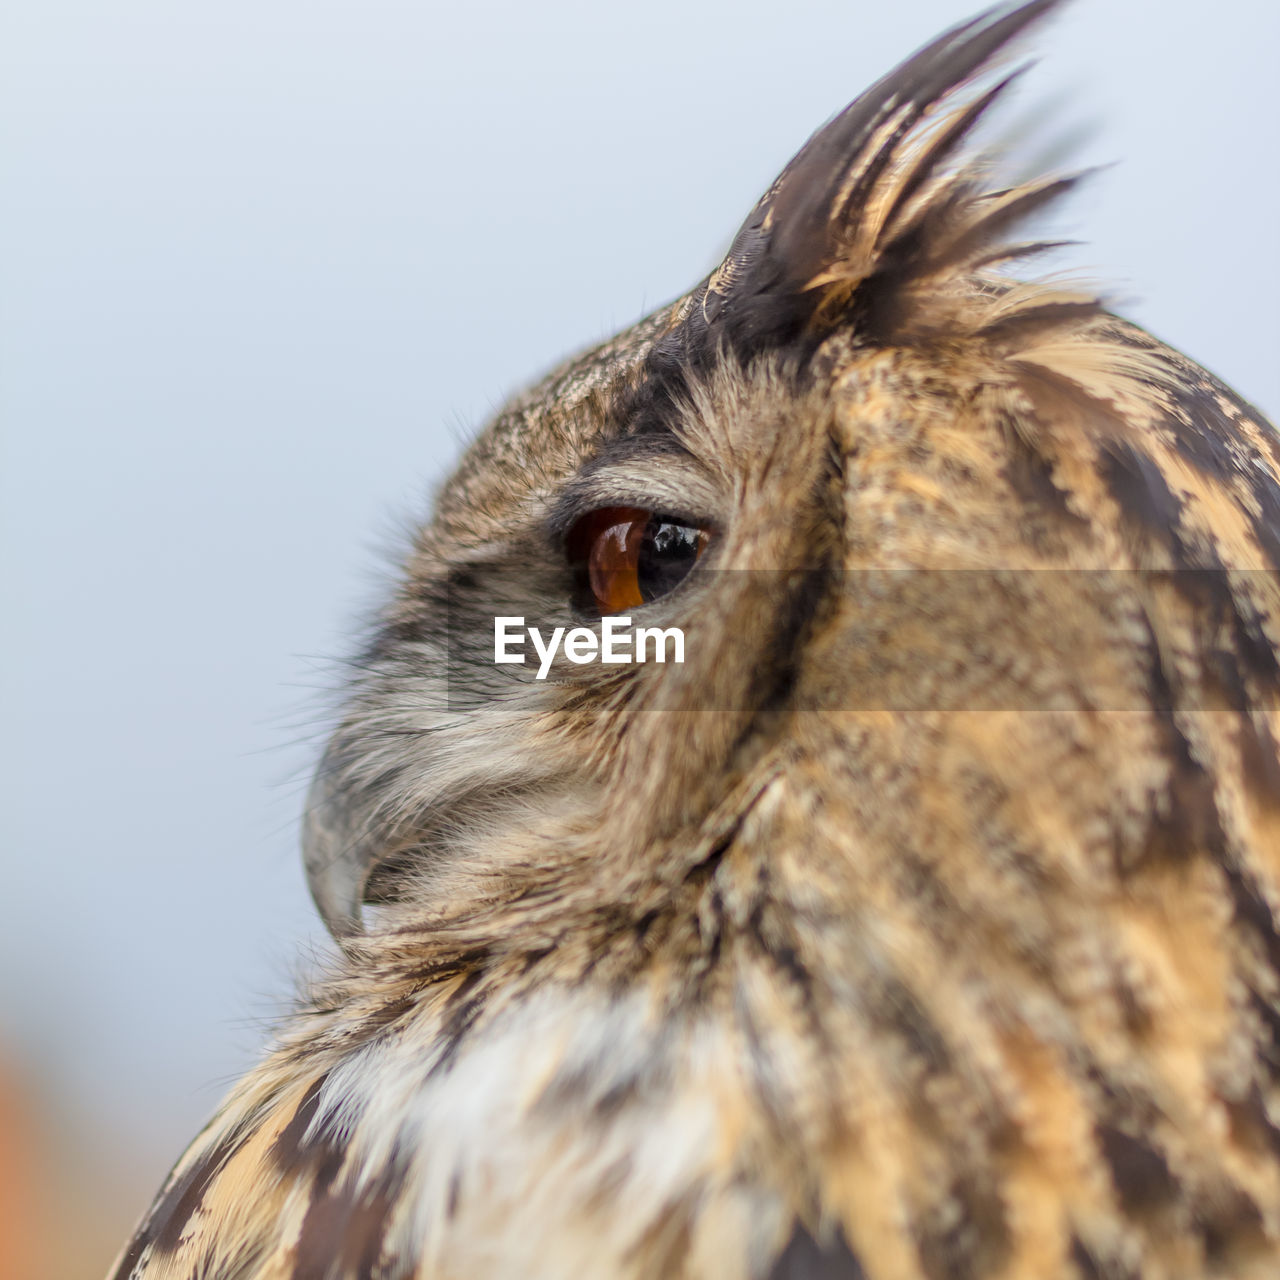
[303, 0, 1279, 971]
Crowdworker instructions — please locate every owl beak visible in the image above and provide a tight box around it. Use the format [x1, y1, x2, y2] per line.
[302, 748, 370, 937]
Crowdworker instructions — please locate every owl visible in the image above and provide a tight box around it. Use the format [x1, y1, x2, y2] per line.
[110, 2, 1280, 1277]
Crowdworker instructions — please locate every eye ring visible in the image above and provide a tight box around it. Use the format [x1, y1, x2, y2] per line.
[566, 507, 711, 616]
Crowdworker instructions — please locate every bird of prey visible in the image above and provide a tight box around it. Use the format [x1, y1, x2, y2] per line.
[110, 2, 1280, 1277]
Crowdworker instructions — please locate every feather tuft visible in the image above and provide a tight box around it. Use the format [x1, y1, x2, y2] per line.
[667, 0, 1088, 361]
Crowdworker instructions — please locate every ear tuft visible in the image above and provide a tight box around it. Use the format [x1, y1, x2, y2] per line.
[671, 0, 1090, 361]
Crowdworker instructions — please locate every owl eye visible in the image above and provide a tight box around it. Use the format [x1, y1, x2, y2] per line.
[567, 506, 711, 616]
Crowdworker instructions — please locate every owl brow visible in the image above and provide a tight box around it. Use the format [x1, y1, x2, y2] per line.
[544, 434, 704, 543]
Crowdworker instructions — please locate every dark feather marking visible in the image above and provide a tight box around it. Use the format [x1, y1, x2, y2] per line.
[1099, 440, 1184, 553]
[1143, 719, 1224, 866]
[1068, 1236, 1103, 1280]
[878, 72, 1020, 234]
[1160, 370, 1280, 567]
[1222, 863, 1280, 978]
[1239, 710, 1280, 808]
[1158, 365, 1280, 569]
[380, 942, 492, 990]
[633, 906, 662, 945]
[271, 1075, 332, 1170]
[428, 965, 491, 1072]
[741, 901, 836, 1057]
[1165, 391, 1238, 484]
[1201, 638, 1250, 715]
[1113, 968, 1155, 1038]
[916, 1175, 1011, 1280]
[767, 940, 817, 1006]
[1250, 988, 1280, 1073]
[1225, 1083, 1280, 1163]
[109, 1126, 246, 1275]
[868, 974, 952, 1075]
[291, 1169, 348, 1277]
[1244, 463, 1280, 569]
[970, 237, 1077, 269]
[360, 992, 418, 1036]
[1122, 628, 1227, 871]
[975, 297, 1099, 345]
[1196, 1185, 1267, 1265]
[603, 355, 724, 504]
[682, 827, 737, 889]
[292, 1169, 402, 1280]
[1001, 429, 1091, 534]
[1096, 1124, 1179, 1216]
[766, 1224, 866, 1280]
[1230, 597, 1280, 686]
[927, 176, 1082, 278]
[518, 944, 556, 975]
[755, 562, 841, 721]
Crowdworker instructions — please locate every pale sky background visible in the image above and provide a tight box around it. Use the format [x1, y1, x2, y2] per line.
[2, 0, 1277, 1271]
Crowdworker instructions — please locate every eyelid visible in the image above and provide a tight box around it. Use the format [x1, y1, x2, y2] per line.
[546, 460, 722, 551]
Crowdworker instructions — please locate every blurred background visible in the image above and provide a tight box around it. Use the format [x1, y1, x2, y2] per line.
[1, 0, 1276, 1274]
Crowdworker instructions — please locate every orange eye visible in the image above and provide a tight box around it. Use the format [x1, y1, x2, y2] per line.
[567, 507, 711, 616]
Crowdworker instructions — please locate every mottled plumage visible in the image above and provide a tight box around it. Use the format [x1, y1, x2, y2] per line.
[111, 3, 1280, 1278]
